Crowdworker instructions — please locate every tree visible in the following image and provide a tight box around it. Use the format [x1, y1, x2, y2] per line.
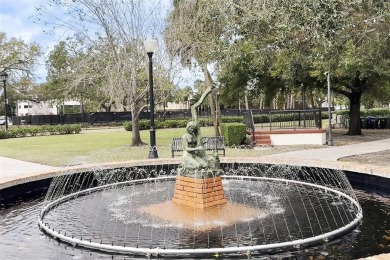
[0, 32, 42, 117]
[217, 0, 390, 135]
[164, 0, 230, 136]
[36, 0, 172, 146]
[0, 32, 42, 80]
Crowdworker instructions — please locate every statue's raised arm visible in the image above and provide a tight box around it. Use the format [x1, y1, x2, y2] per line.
[191, 83, 217, 122]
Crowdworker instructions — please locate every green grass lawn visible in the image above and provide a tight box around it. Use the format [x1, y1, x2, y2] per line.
[0, 127, 216, 166]
[0, 126, 324, 166]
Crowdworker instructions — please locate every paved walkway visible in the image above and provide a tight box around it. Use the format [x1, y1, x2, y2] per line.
[1, 138, 389, 182]
[0, 157, 61, 180]
[265, 138, 390, 161]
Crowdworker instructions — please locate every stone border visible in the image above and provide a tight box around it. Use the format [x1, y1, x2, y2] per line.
[2, 157, 388, 259]
[1, 157, 389, 191]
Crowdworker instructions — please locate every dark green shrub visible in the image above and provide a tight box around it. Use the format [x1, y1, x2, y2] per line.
[253, 114, 269, 123]
[221, 123, 246, 146]
[27, 126, 40, 136]
[139, 120, 150, 130]
[0, 129, 8, 139]
[161, 119, 179, 128]
[71, 124, 82, 134]
[123, 121, 132, 131]
[5, 129, 18, 138]
[161, 119, 188, 128]
[221, 116, 243, 123]
[198, 118, 213, 127]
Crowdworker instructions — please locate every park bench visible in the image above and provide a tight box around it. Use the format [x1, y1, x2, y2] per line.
[171, 136, 225, 158]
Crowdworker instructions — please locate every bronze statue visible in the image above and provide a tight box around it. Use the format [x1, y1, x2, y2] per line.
[178, 83, 220, 178]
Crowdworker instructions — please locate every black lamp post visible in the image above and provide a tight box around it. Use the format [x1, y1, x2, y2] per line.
[144, 38, 158, 159]
[1, 72, 8, 130]
[326, 71, 334, 146]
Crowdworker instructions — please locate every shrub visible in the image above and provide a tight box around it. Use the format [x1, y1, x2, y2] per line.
[71, 124, 82, 134]
[221, 123, 246, 146]
[0, 129, 8, 139]
[123, 121, 132, 131]
[27, 126, 40, 136]
[161, 119, 188, 128]
[139, 120, 150, 130]
[221, 116, 243, 123]
[0, 124, 82, 139]
[253, 114, 269, 123]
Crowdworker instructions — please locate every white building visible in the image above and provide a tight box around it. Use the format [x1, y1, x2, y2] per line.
[16, 100, 80, 116]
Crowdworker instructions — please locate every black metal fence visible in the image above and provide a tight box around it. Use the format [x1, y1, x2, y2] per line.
[268, 109, 322, 130]
[10, 108, 329, 127]
[10, 109, 254, 126]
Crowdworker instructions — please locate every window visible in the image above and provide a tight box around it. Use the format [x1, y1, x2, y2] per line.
[24, 105, 28, 108]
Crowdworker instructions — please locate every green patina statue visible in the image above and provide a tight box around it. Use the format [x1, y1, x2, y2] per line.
[178, 83, 221, 178]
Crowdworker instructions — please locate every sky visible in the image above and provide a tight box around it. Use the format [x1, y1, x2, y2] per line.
[0, 0, 203, 87]
[0, 0, 62, 82]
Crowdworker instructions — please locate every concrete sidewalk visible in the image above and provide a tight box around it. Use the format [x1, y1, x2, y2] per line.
[265, 138, 390, 161]
[1, 138, 389, 181]
[0, 157, 61, 180]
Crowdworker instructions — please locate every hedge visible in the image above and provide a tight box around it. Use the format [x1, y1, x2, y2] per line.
[123, 117, 245, 132]
[336, 108, 390, 127]
[221, 123, 246, 146]
[0, 124, 82, 139]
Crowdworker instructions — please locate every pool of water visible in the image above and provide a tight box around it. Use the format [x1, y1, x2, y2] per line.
[1, 189, 389, 259]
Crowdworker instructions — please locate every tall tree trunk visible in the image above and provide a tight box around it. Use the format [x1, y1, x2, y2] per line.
[131, 103, 145, 146]
[202, 65, 221, 136]
[308, 88, 321, 128]
[347, 91, 363, 135]
[130, 72, 145, 146]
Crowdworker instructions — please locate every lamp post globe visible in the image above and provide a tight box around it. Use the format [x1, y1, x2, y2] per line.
[144, 38, 158, 158]
[1, 72, 9, 130]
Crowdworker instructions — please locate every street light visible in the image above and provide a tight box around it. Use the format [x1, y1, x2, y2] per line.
[144, 38, 158, 159]
[1, 72, 9, 130]
[325, 71, 334, 146]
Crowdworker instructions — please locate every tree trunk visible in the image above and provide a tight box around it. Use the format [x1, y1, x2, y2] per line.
[308, 89, 321, 128]
[202, 65, 221, 136]
[131, 109, 145, 146]
[130, 71, 145, 146]
[347, 91, 362, 135]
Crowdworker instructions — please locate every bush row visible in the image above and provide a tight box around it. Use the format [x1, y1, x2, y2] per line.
[0, 124, 82, 139]
[123, 117, 244, 131]
[221, 123, 247, 146]
[336, 108, 390, 127]
[123, 112, 331, 132]
[336, 108, 390, 117]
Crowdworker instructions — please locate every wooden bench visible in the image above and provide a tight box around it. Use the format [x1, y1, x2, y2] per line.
[171, 136, 225, 158]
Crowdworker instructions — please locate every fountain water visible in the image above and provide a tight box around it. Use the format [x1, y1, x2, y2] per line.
[38, 85, 362, 256]
[38, 163, 362, 256]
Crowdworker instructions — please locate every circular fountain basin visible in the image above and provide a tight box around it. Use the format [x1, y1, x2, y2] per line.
[36, 162, 363, 256]
[1, 158, 390, 259]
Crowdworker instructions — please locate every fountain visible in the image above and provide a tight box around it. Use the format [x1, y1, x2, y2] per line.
[36, 85, 363, 257]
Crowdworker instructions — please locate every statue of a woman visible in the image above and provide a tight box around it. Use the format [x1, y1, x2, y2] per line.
[179, 83, 219, 177]
[181, 120, 209, 170]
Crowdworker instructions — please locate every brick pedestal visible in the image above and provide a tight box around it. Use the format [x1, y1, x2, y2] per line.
[172, 175, 227, 209]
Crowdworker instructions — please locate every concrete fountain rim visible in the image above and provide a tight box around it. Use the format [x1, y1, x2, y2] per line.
[38, 174, 363, 256]
[1, 156, 389, 191]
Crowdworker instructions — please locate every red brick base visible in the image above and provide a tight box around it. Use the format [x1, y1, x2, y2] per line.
[172, 175, 227, 209]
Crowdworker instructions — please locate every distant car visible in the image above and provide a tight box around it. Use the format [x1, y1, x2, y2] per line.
[0, 116, 12, 126]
